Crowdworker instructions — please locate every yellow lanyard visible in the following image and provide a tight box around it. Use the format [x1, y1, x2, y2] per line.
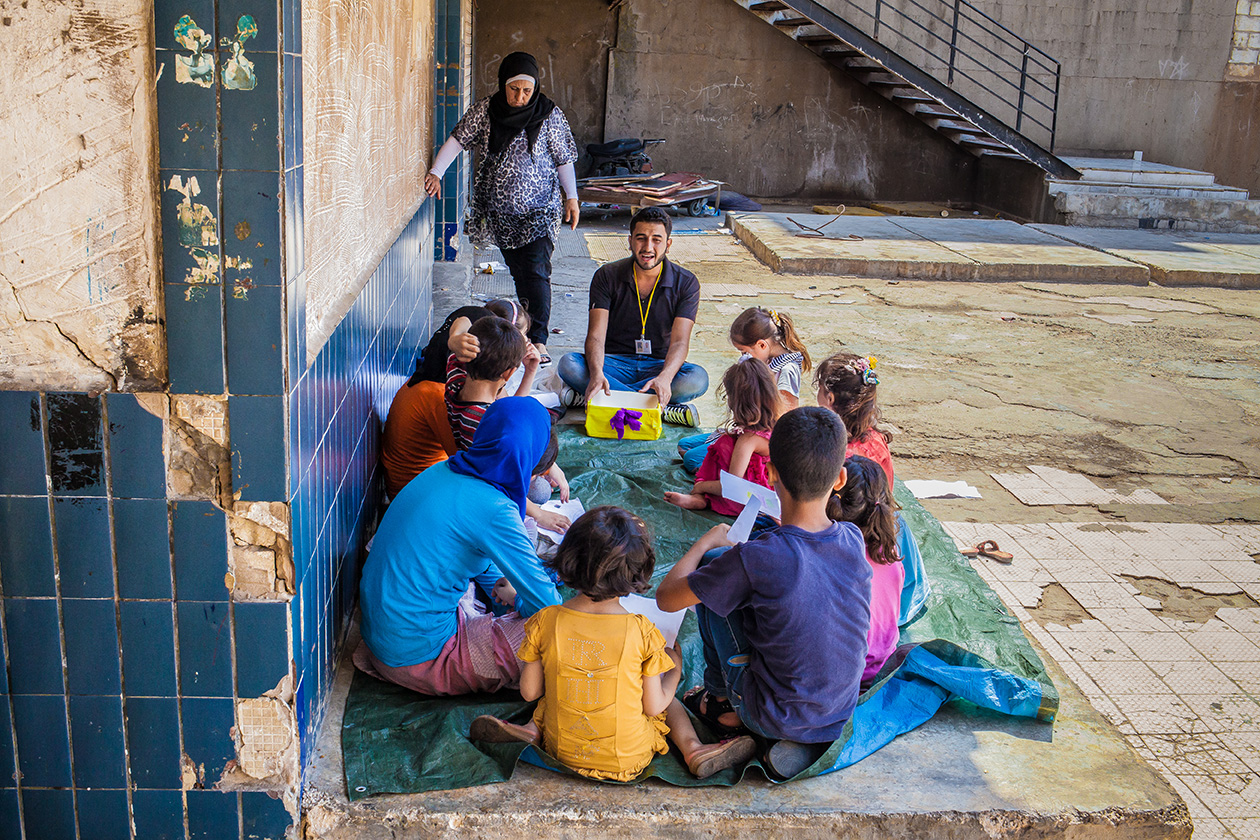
[634, 269, 661, 339]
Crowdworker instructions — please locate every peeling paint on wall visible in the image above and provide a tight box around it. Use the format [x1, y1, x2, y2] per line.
[228, 501, 296, 599]
[167, 174, 221, 292]
[222, 15, 259, 91]
[174, 14, 215, 87]
[168, 394, 233, 507]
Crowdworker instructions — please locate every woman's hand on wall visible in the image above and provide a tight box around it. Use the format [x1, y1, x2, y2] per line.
[424, 172, 443, 198]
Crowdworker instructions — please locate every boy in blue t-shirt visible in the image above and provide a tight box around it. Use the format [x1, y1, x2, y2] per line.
[656, 407, 872, 778]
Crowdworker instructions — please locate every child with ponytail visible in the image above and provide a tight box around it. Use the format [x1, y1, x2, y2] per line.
[678, 306, 811, 474]
[829, 455, 904, 683]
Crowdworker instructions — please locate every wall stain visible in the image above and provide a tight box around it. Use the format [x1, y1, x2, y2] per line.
[174, 15, 215, 87]
[167, 175, 220, 294]
[222, 15, 259, 91]
[47, 393, 104, 493]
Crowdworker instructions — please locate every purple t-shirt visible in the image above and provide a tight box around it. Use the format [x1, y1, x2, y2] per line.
[687, 521, 871, 742]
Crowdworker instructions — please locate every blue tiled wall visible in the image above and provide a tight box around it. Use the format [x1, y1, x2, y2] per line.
[287, 205, 434, 772]
[433, 0, 472, 260]
[0, 392, 294, 840]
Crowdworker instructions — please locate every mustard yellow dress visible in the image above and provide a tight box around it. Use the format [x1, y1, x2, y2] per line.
[518, 605, 674, 781]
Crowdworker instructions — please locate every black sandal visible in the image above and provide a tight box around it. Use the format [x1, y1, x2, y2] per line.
[682, 687, 747, 738]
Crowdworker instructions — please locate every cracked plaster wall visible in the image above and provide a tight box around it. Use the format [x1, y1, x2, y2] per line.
[0, 0, 163, 392]
[302, 0, 433, 363]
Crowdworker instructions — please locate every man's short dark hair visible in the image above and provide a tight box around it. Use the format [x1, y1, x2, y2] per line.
[768, 407, 849, 501]
[630, 206, 672, 238]
[464, 316, 527, 381]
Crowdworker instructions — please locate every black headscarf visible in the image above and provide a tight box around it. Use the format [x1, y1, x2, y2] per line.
[487, 51, 556, 157]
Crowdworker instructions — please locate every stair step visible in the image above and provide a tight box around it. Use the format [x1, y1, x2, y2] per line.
[1047, 182, 1251, 200]
[819, 46, 865, 58]
[925, 117, 980, 133]
[959, 136, 1012, 151]
[910, 102, 960, 118]
[1059, 156, 1218, 188]
[774, 16, 813, 26]
[887, 89, 936, 102]
[747, 1, 788, 10]
[798, 33, 843, 44]
[981, 149, 1026, 159]
[861, 72, 910, 86]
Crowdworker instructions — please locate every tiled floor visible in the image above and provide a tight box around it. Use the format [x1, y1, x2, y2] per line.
[943, 520, 1260, 839]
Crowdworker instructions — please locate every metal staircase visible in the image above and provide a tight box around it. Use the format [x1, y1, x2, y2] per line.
[735, 0, 1079, 179]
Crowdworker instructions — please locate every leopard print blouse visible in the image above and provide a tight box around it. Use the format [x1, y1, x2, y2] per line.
[452, 97, 579, 250]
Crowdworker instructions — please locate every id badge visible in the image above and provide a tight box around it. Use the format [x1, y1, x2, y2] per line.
[635, 338, 652, 355]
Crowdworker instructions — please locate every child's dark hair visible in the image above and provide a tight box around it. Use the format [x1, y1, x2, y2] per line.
[717, 356, 779, 433]
[767, 407, 848, 500]
[464, 316, 527, 381]
[485, 298, 532, 336]
[814, 352, 891, 444]
[532, 421, 559, 477]
[630, 206, 672, 238]
[828, 455, 901, 564]
[729, 307, 811, 372]
[545, 506, 655, 602]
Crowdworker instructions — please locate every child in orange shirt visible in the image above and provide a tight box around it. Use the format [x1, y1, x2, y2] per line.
[470, 506, 754, 780]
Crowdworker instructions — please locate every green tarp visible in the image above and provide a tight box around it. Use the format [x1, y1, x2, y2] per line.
[342, 428, 1055, 798]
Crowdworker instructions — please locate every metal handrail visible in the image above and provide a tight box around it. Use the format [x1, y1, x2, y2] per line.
[815, 0, 1062, 148]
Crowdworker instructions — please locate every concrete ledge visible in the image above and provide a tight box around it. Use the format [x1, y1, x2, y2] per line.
[729, 213, 1150, 284]
[1030, 226, 1260, 289]
[303, 628, 1189, 840]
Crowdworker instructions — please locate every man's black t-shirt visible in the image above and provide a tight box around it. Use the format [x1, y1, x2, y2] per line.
[588, 258, 700, 359]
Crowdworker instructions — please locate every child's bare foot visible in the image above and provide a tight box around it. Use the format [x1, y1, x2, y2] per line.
[469, 715, 540, 747]
[686, 736, 757, 779]
[664, 491, 707, 510]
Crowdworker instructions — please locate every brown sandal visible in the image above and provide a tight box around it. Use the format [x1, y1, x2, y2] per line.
[974, 539, 1013, 563]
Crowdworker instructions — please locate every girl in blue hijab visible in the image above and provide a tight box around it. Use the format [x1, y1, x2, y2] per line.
[357, 397, 562, 695]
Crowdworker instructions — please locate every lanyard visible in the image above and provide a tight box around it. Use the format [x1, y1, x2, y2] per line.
[634, 268, 661, 339]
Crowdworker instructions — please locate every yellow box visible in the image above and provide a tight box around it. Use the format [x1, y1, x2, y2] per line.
[585, 391, 662, 441]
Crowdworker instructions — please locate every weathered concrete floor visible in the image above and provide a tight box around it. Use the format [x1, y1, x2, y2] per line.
[731, 212, 1260, 288]
[303, 625, 1186, 840]
[299, 215, 1231, 838]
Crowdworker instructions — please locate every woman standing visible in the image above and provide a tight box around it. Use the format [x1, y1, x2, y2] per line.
[424, 52, 579, 365]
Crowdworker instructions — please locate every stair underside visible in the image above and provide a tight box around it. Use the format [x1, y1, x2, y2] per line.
[738, 0, 1075, 177]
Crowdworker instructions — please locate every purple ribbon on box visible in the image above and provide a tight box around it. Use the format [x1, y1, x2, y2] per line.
[609, 408, 642, 440]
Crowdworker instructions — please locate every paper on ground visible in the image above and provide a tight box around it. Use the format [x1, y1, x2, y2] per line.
[620, 593, 688, 646]
[903, 480, 982, 500]
[727, 494, 762, 543]
[537, 498, 586, 543]
[529, 391, 561, 409]
[719, 470, 781, 519]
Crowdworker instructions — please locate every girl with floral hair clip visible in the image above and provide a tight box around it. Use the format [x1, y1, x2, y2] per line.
[815, 351, 932, 624]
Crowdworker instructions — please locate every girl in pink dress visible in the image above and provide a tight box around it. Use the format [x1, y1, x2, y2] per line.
[665, 356, 780, 515]
[829, 454, 904, 683]
[814, 353, 894, 485]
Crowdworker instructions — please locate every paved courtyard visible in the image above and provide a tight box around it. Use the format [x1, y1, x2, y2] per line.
[458, 210, 1260, 838]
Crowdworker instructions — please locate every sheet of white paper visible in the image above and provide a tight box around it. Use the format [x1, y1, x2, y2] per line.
[903, 479, 982, 500]
[727, 494, 762, 544]
[619, 594, 687, 646]
[529, 391, 561, 409]
[536, 497, 586, 543]
[719, 470, 781, 519]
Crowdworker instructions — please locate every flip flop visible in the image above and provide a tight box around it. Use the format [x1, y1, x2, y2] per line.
[975, 539, 1013, 564]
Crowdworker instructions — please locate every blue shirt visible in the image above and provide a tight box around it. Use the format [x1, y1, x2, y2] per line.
[359, 461, 562, 667]
[687, 521, 872, 742]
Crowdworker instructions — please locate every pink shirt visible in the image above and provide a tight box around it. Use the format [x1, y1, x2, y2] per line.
[695, 430, 773, 517]
[864, 553, 905, 682]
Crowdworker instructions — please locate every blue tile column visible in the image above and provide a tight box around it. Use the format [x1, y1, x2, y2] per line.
[433, 0, 471, 261]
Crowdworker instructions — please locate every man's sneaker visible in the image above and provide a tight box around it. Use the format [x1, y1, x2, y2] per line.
[559, 385, 586, 408]
[662, 402, 700, 427]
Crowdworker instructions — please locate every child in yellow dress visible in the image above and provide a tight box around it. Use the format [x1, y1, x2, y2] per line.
[470, 506, 756, 780]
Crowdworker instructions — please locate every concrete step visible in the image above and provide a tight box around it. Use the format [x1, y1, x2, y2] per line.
[1059, 156, 1220, 188]
[1053, 193, 1260, 235]
[304, 625, 1189, 840]
[1048, 181, 1251, 201]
